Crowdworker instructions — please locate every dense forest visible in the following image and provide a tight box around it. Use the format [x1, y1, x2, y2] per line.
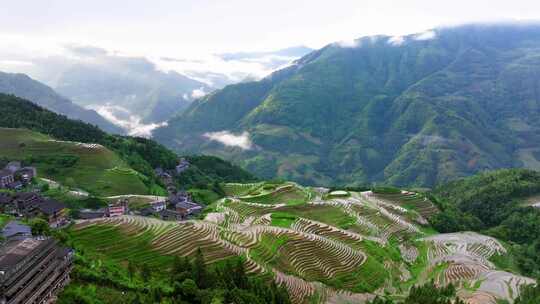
[430, 169, 540, 277]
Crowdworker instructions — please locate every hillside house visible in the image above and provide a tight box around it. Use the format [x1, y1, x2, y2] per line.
[0, 238, 73, 304]
[0, 170, 14, 189]
[168, 191, 192, 204]
[159, 209, 184, 221]
[17, 167, 36, 183]
[175, 201, 202, 216]
[4, 161, 21, 173]
[12, 192, 42, 217]
[2, 221, 32, 241]
[175, 158, 190, 174]
[7, 181, 23, 191]
[106, 199, 129, 217]
[38, 199, 68, 228]
[150, 200, 166, 212]
[79, 209, 106, 220]
[6, 193, 68, 227]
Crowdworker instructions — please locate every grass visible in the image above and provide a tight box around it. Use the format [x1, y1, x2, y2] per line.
[0, 214, 12, 228]
[0, 128, 149, 196]
[239, 183, 309, 205]
[277, 204, 356, 229]
[270, 212, 297, 228]
[249, 233, 290, 266]
[189, 188, 221, 205]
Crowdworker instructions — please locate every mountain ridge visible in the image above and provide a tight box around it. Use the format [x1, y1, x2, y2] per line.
[154, 23, 540, 187]
[0, 71, 124, 134]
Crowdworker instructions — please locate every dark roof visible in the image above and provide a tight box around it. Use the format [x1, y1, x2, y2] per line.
[0, 169, 13, 177]
[37, 199, 66, 215]
[0, 193, 13, 204]
[176, 201, 201, 209]
[2, 221, 31, 239]
[8, 181, 23, 188]
[78, 210, 105, 219]
[0, 238, 44, 271]
[140, 207, 155, 216]
[15, 192, 41, 201]
[160, 209, 182, 216]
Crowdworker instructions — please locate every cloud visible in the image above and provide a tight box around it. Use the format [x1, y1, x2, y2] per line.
[388, 36, 405, 46]
[0, 60, 34, 66]
[414, 30, 437, 41]
[191, 87, 207, 99]
[203, 131, 253, 150]
[87, 104, 167, 137]
[335, 38, 360, 48]
[65, 44, 108, 57]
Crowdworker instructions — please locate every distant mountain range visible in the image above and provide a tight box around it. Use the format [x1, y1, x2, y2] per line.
[0, 71, 123, 134]
[154, 23, 540, 187]
[52, 57, 208, 124]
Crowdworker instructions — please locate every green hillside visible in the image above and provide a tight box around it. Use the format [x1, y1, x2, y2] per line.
[154, 24, 540, 187]
[66, 181, 534, 304]
[0, 128, 148, 196]
[0, 93, 257, 198]
[430, 169, 540, 277]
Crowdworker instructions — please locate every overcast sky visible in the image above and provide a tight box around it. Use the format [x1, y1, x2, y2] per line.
[2, 0, 540, 85]
[2, 0, 540, 56]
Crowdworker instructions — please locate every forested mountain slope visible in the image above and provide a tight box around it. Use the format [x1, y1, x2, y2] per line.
[0, 71, 123, 134]
[155, 23, 540, 187]
[0, 94, 256, 196]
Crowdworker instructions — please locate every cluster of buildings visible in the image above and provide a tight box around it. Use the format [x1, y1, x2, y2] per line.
[139, 191, 202, 221]
[0, 221, 73, 304]
[0, 161, 37, 191]
[148, 158, 202, 221]
[78, 199, 129, 220]
[0, 193, 68, 228]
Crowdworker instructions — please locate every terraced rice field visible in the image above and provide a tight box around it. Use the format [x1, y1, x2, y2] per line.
[70, 183, 534, 304]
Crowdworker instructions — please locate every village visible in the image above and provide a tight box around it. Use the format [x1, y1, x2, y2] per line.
[0, 158, 203, 228]
[0, 158, 203, 304]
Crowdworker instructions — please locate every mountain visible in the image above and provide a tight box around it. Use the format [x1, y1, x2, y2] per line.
[0, 71, 123, 134]
[154, 23, 540, 187]
[54, 61, 208, 124]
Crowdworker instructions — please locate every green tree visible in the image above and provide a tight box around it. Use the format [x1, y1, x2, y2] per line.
[29, 218, 50, 236]
[193, 248, 207, 288]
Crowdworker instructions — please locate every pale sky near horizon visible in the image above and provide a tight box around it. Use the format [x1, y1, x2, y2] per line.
[2, 0, 540, 57]
[2, 0, 540, 88]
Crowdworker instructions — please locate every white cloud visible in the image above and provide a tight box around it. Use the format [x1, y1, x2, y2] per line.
[0, 60, 34, 66]
[414, 30, 437, 41]
[88, 104, 167, 137]
[203, 131, 253, 150]
[388, 36, 405, 46]
[336, 39, 360, 48]
[191, 87, 207, 99]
